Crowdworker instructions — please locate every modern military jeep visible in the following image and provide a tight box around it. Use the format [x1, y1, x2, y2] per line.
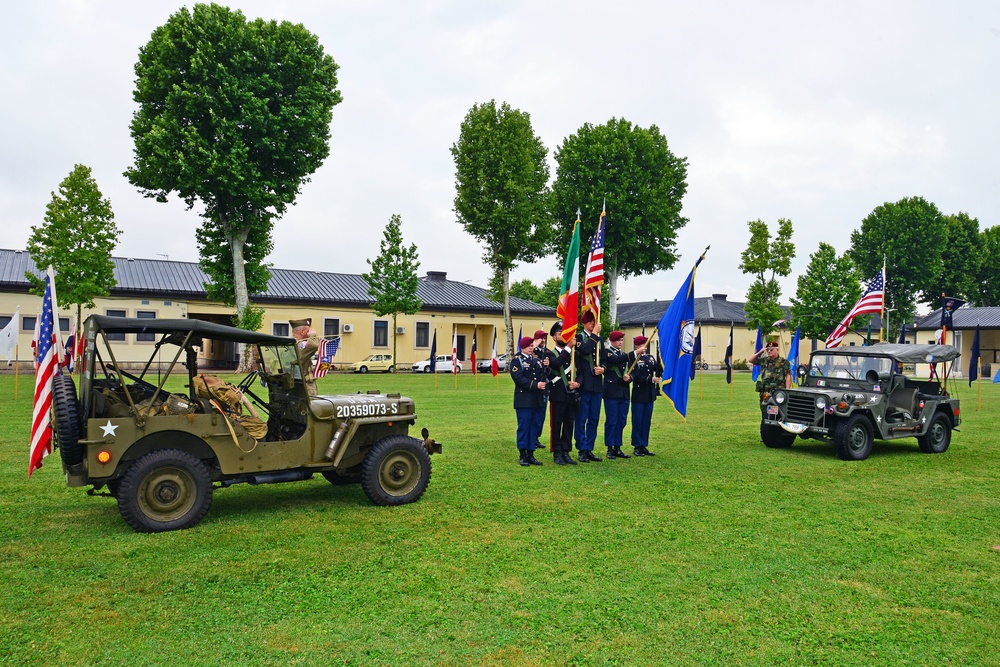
[759, 343, 961, 461]
[52, 316, 439, 532]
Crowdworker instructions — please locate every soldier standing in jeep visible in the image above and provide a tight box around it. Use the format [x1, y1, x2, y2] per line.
[750, 339, 791, 398]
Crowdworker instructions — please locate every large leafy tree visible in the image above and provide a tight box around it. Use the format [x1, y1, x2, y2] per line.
[26, 164, 120, 331]
[739, 218, 795, 335]
[920, 212, 982, 304]
[548, 118, 688, 324]
[979, 225, 1000, 307]
[125, 3, 341, 332]
[790, 243, 861, 342]
[849, 196, 947, 327]
[362, 214, 422, 368]
[451, 100, 550, 356]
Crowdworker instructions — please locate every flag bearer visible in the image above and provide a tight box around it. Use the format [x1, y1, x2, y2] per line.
[630, 335, 661, 456]
[531, 329, 551, 450]
[602, 330, 632, 459]
[544, 320, 580, 465]
[510, 335, 548, 466]
[574, 311, 605, 462]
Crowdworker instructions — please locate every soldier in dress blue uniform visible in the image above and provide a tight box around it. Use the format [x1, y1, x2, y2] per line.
[629, 335, 660, 456]
[542, 320, 581, 465]
[510, 335, 548, 466]
[602, 330, 632, 459]
[531, 329, 550, 451]
[574, 311, 604, 462]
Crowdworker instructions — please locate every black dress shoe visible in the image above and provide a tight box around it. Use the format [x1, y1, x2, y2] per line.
[519, 451, 530, 466]
[585, 450, 602, 462]
[614, 447, 631, 459]
[564, 453, 578, 465]
[554, 453, 567, 465]
[528, 452, 543, 465]
[643, 448, 655, 456]
[633, 447, 646, 457]
[605, 449, 618, 459]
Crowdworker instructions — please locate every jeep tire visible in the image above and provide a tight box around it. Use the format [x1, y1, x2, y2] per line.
[117, 449, 213, 532]
[361, 435, 431, 506]
[834, 414, 874, 461]
[52, 374, 84, 466]
[917, 412, 951, 454]
[760, 422, 795, 448]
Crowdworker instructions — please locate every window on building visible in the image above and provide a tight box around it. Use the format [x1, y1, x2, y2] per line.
[273, 322, 290, 337]
[0, 315, 11, 329]
[22, 315, 35, 332]
[106, 309, 127, 341]
[415, 321, 430, 348]
[373, 320, 389, 347]
[136, 310, 156, 342]
[59, 317, 70, 332]
[324, 318, 340, 337]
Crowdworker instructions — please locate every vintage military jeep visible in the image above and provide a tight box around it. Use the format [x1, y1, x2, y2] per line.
[52, 316, 439, 532]
[759, 343, 961, 461]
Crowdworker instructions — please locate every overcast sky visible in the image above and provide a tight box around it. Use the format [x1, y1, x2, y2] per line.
[2, 1, 997, 310]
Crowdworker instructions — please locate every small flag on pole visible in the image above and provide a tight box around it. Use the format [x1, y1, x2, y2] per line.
[788, 325, 802, 385]
[968, 324, 981, 386]
[471, 329, 478, 375]
[491, 328, 499, 376]
[429, 330, 437, 373]
[725, 323, 734, 385]
[826, 267, 885, 348]
[29, 271, 59, 477]
[0, 305, 19, 364]
[751, 326, 763, 381]
[313, 337, 341, 378]
[657, 248, 708, 419]
[451, 327, 458, 375]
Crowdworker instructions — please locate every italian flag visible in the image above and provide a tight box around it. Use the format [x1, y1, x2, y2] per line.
[556, 216, 582, 343]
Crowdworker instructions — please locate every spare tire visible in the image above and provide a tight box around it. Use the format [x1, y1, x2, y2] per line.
[52, 374, 84, 466]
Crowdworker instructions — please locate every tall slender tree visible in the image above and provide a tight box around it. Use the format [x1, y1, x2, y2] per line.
[125, 3, 341, 336]
[979, 225, 1000, 307]
[26, 164, 120, 335]
[790, 243, 861, 341]
[739, 218, 795, 334]
[548, 118, 688, 324]
[451, 100, 550, 356]
[362, 214, 422, 368]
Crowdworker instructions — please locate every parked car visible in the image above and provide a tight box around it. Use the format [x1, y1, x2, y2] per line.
[411, 355, 463, 373]
[477, 353, 509, 373]
[51, 316, 438, 532]
[349, 354, 394, 373]
[759, 343, 961, 461]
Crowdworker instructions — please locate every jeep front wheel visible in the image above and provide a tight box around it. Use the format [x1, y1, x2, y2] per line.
[760, 422, 795, 448]
[117, 449, 213, 532]
[361, 435, 431, 506]
[834, 414, 874, 461]
[917, 412, 951, 454]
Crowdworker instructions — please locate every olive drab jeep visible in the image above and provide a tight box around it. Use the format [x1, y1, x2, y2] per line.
[759, 343, 961, 461]
[52, 316, 440, 533]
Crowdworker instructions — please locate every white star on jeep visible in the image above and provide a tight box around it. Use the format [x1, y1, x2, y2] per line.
[100, 420, 118, 438]
[876, 415, 882, 423]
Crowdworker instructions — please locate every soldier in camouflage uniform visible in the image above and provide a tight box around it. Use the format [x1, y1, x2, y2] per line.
[750, 339, 791, 398]
[290, 318, 320, 397]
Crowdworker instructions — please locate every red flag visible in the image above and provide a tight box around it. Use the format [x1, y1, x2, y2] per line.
[29, 271, 58, 477]
[451, 326, 458, 375]
[491, 328, 499, 376]
[471, 329, 478, 375]
[556, 215, 582, 343]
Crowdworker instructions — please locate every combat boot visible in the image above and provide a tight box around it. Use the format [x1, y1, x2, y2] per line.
[564, 452, 578, 465]
[614, 446, 631, 459]
[519, 450, 530, 466]
[527, 451, 543, 466]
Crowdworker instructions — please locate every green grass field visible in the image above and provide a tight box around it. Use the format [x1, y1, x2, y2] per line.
[1, 371, 998, 666]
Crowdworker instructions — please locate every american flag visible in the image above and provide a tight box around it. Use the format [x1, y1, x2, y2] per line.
[29, 271, 59, 477]
[313, 337, 341, 378]
[825, 267, 885, 348]
[582, 209, 606, 322]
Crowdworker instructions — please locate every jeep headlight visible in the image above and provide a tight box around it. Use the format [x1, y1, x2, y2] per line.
[774, 390, 786, 404]
[815, 395, 828, 410]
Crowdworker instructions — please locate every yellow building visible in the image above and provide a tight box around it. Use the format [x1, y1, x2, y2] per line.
[0, 250, 554, 371]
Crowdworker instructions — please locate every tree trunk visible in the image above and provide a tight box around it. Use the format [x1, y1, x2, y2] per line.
[391, 312, 398, 372]
[607, 261, 619, 326]
[229, 226, 252, 372]
[502, 266, 513, 357]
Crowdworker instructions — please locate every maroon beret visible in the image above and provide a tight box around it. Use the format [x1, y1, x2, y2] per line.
[633, 335, 648, 346]
[581, 311, 596, 324]
[608, 330, 625, 341]
[519, 336, 534, 350]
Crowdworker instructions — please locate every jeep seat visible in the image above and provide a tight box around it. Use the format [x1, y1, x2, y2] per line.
[888, 387, 918, 419]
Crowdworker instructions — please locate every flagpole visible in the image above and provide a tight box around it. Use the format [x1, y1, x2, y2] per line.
[14, 344, 18, 400]
[699, 357, 703, 400]
[880, 258, 887, 343]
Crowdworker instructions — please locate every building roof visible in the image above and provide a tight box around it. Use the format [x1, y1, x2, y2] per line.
[617, 294, 782, 327]
[0, 249, 554, 316]
[914, 306, 1000, 330]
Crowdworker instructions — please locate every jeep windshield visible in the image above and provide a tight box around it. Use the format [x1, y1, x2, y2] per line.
[808, 352, 893, 382]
